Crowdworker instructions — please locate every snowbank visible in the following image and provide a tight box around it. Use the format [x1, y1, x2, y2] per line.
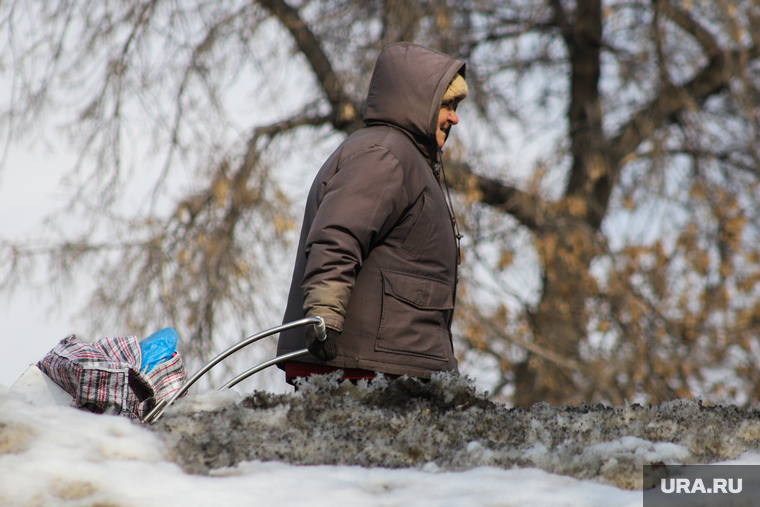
[3, 371, 760, 506]
[154, 372, 760, 490]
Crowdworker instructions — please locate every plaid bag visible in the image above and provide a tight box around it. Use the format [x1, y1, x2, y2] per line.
[37, 334, 187, 421]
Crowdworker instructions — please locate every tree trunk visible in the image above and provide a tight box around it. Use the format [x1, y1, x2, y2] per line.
[513, 223, 598, 408]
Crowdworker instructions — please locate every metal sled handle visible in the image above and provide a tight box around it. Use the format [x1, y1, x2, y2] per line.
[143, 316, 324, 424]
[219, 348, 310, 389]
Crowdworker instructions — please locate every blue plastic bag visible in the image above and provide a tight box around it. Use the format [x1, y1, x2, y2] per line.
[139, 328, 179, 373]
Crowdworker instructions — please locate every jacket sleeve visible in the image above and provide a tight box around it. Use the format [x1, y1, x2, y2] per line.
[302, 146, 411, 332]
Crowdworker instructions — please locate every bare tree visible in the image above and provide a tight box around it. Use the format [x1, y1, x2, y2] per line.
[2, 0, 760, 405]
[435, 0, 760, 407]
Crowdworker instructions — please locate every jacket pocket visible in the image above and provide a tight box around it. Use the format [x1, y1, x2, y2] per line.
[376, 270, 453, 361]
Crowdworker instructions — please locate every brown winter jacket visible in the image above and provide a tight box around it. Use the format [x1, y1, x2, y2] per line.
[277, 42, 464, 378]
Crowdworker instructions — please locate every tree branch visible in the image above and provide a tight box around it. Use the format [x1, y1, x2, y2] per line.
[610, 49, 747, 168]
[257, 0, 361, 132]
[469, 304, 582, 373]
[657, 0, 721, 59]
[609, 3, 760, 171]
[444, 160, 545, 230]
[252, 111, 334, 139]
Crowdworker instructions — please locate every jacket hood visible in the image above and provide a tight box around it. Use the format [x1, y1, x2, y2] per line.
[363, 42, 465, 157]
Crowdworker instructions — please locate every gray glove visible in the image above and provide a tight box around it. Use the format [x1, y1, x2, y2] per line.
[304, 325, 340, 361]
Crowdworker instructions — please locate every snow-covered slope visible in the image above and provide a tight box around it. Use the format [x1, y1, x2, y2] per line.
[3, 371, 760, 506]
[152, 372, 760, 490]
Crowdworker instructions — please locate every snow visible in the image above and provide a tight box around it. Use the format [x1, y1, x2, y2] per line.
[3, 371, 760, 507]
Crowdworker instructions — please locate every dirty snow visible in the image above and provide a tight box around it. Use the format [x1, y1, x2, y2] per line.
[3, 372, 760, 506]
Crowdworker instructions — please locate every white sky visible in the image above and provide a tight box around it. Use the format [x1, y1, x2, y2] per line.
[0, 140, 83, 388]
